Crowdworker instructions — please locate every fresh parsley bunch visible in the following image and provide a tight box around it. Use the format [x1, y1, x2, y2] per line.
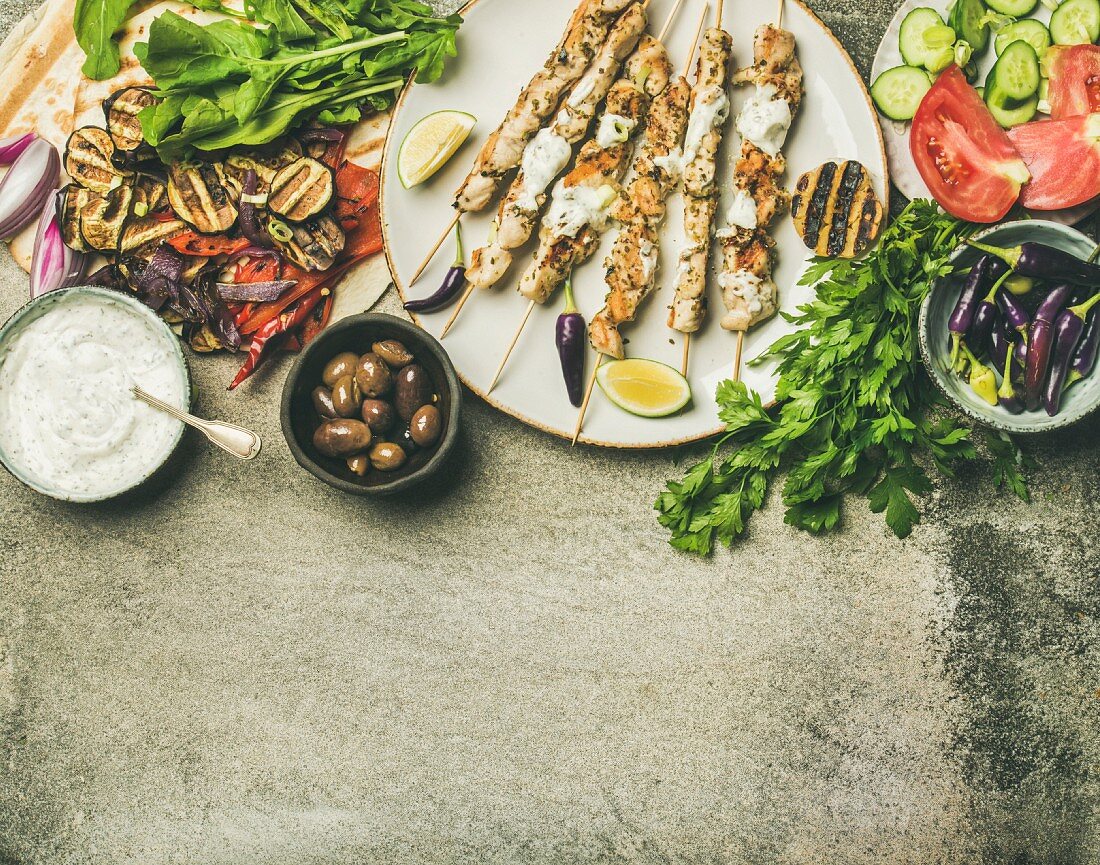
[656, 200, 1032, 556]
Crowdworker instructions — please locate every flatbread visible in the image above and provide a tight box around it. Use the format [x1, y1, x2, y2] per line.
[0, 0, 392, 319]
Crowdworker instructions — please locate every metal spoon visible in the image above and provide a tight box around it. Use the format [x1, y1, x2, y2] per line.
[131, 386, 262, 461]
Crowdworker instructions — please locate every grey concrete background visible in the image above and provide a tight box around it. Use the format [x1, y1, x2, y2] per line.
[1, 1, 1098, 863]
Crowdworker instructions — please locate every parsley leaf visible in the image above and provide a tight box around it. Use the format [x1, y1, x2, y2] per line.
[655, 200, 1033, 554]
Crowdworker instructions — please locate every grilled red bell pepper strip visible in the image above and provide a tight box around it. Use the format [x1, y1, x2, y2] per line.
[229, 287, 325, 390]
[168, 232, 254, 257]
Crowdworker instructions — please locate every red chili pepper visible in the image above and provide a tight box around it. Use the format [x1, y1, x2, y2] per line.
[168, 232, 254, 257]
[300, 291, 334, 347]
[228, 288, 325, 390]
[233, 302, 255, 327]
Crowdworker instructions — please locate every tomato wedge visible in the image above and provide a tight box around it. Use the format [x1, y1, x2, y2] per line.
[1047, 45, 1100, 120]
[910, 66, 1030, 223]
[1009, 113, 1100, 210]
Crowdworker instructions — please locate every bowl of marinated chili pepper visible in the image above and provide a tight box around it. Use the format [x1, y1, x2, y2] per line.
[920, 220, 1100, 435]
[281, 313, 461, 494]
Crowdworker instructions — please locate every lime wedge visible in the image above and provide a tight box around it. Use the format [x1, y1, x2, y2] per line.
[596, 358, 692, 418]
[398, 110, 476, 189]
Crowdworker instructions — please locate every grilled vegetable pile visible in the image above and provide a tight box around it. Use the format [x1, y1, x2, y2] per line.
[57, 90, 384, 388]
[950, 239, 1100, 416]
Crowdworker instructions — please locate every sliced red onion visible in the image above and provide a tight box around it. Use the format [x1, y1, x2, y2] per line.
[0, 133, 36, 165]
[30, 193, 89, 298]
[0, 138, 60, 240]
[238, 169, 273, 249]
[299, 128, 345, 143]
[215, 279, 297, 303]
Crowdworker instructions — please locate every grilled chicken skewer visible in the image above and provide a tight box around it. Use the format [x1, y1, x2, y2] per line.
[720, 14, 803, 380]
[484, 35, 676, 393]
[586, 39, 696, 359]
[409, 0, 635, 286]
[665, 10, 733, 375]
[465, 2, 651, 293]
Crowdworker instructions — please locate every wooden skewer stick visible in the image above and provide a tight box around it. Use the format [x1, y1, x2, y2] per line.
[680, 332, 691, 377]
[776, 0, 785, 30]
[681, 1, 709, 78]
[440, 284, 475, 338]
[716, 0, 724, 28]
[658, 0, 687, 41]
[732, 330, 745, 382]
[571, 354, 605, 446]
[486, 299, 536, 393]
[409, 211, 460, 287]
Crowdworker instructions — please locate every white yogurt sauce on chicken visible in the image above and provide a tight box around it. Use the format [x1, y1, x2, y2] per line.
[736, 83, 792, 157]
[596, 113, 637, 148]
[639, 240, 659, 281]
[0, 292, 186, 500]
[516, 128, 572, 211]
[719, 270, 768, 316]
[545, 182, 616, 238]
[681, 86, 730, 167]
[653, 147, 683, 182]
[717, 190, 759, 238]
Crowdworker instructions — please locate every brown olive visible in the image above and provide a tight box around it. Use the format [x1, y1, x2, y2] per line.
[369, 441, 407, 472]
[394, 364, 434, 422]
[311, 386, 338, 419]
[361, 399, 395, 434]
[355, 352, 392, 398]
[322, 351, 359, 387]
[347, 455, 370, 477]
[396, 426, 419, 454]
[372, 339, 414, 369]
[331, 375, 362, 418]
[410, 404, 442, 447]
[313, 419, 372, 458]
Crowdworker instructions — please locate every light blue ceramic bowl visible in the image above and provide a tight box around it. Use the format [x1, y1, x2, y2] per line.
[919, 220, 1100, 435]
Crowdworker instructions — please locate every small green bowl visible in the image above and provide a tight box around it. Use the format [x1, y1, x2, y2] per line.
[280, 313, 462, 495]
[919, 220, 1100, 435]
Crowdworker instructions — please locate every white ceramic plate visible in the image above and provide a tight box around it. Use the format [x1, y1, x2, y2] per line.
[382, 0, 888, 448]
[871, 0, 1099, 226]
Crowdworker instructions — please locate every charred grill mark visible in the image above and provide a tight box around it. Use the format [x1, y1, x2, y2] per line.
[856, 193, 883, 255]
[801, 160, 836, 252]
[826, 161, 865, 258]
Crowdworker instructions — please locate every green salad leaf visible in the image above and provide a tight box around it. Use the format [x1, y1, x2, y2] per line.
[134, 0, 461, 158]
[73, 0, 138, 80]
[656, 200, 1032, 555]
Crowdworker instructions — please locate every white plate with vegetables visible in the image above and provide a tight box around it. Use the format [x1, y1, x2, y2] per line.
[871, 0, 1100, 224]
[383, 0, 888, 448]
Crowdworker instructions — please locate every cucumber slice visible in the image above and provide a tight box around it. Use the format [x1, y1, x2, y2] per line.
[1050, 0, 1100, 45]
[900, 8, 952, 68]
[986, 92, 1040, 127]
[985, 0, 1039, 15]
[871, 66, 934, 120]
[995, 20, 1052, 58]
[950, 0, 991, 55]
[986, 41, 1041, 102]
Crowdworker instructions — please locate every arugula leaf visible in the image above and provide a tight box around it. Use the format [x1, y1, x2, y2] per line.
[656, 200, 1034, 555]
[244, 0, 314, 41]
[73, 0, 137, 80]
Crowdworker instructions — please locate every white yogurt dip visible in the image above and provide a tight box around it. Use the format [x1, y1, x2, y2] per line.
[736, 83, 792, 157]
[0, 289, 188, 501]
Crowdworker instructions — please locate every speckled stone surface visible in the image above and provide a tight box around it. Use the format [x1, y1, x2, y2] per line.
[1, 2, 1098, 863]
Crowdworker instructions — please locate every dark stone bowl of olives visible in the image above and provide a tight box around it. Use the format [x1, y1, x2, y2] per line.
[280, 313, 461, 495]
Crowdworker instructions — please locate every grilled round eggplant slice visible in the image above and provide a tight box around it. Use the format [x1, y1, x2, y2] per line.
[791, 160, 884, 260]
[132, 175, 168, 217]
[119, 216, 189, 259]
[104, 87, 158, 158]
[65, 127, 130, 193]
[57, 184, 91, 252]
[279, 214, 345, 271]
[267, 157, 334, 223]
[224, 140, 303, 194]
[80, 185, 135, 252]
[167, 162, 238, 235]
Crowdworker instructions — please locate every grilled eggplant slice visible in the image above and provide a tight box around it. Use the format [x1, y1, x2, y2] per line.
[57, 184, 91, 252]
[119, 216, 189, 259]
[224, 140, 303, 194]
[104, 87, 158, 159]
[791, 160, 884, 260]
[279, 214, 345, 271]
[65, 127, 130, 193]
[132, 175, 168, 217]
[80, 185, 134, 252]
[167, 162, 238, 234]
[268, 157, 334, 223]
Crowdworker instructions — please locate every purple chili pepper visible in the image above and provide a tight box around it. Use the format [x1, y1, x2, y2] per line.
[1067, 305, 1099, 389]
[996, 288, 1030, 341]
[968, 238, 1100, 286]
[404, 222, 466, 313]
[556, 274, 586, 407]
[1044, 291, 1100, 416]
[948, 254, 997, 368]
[967, 261, 1011, 354]
[1024, 284, 1074, 411]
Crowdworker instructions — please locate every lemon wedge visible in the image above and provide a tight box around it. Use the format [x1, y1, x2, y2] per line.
[596, 358, 692, 418]
[398, 110, 476, 188]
